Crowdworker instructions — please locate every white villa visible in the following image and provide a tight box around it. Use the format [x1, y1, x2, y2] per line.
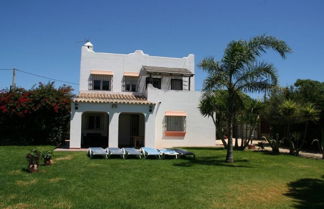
[69, 42, 215, 149]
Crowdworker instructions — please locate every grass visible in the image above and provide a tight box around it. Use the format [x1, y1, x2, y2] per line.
[0, 146, 324, 209]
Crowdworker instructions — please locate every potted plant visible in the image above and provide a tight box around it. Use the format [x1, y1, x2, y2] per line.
[26, 149, 41, 173]
[42, 150, 53, 165]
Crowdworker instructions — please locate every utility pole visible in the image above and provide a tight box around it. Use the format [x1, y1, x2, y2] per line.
[10, 68, 16, 91]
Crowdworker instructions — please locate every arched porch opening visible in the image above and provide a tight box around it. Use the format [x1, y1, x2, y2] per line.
[81, 112, 109, 148]
[118, 113, 145, 148]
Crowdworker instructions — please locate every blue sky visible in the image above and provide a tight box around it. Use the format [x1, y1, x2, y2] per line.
[0, 0, 323, 94]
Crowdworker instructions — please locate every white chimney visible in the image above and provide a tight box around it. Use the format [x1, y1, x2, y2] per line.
[83, 41, 94, 51]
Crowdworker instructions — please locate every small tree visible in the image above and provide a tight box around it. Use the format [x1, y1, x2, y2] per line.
[199, 91, 228, 148]
[200, 35, 291, 162]
[239, 98, 264, 150]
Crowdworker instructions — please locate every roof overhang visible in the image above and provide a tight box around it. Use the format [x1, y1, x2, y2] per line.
[74, 92, 154, 105]
[123, 72, 139, 77]
[142, 66, 194, 77]
[165, 111, 187, 116]
[90, 70, 114, 76]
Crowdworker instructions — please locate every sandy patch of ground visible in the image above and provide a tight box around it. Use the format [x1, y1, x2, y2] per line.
[4, 203, 33, 209]
[55, 155, 73, 161]
[48, 177, 65, 183]
[16, 179, 38, 186]
[52, 201, 72, 209]
[8, 170, 22, 175]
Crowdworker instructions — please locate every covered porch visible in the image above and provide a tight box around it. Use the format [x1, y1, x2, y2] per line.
[69, 92, 155, 149]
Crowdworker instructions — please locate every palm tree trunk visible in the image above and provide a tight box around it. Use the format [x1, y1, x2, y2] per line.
[221, 137, 227, 149]
[226, 114, 234, 163]
[240, 124, 244, 148]
[234, 120, 238, 149]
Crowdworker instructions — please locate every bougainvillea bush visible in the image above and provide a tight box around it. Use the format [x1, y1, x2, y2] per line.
[0, 82, 73, 145]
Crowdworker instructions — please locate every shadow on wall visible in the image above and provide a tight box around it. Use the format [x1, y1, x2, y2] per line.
[285, 176, 324, 209]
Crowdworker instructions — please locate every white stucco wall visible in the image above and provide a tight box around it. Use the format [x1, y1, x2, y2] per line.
[79, 44, 195, 93]
[147, 86, 215, 148]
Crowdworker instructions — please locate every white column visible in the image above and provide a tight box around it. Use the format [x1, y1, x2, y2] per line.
[145, 113, 155, 147]
[108, 112, 120, 147]
[69, 111, 82, 148]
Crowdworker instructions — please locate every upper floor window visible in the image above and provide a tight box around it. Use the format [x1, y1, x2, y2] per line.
[146, 77, 161, 89]
[93, 79, 111, 91]
[89, 75, 112, 91]
[89, 70, 113, 91]
[123, 77, 138, 92]
[171, 79, 183, 90]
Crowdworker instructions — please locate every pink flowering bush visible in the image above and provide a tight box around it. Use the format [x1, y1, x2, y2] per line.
[0, 82, 73, 145]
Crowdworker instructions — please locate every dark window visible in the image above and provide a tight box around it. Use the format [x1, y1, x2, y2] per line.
[126, 84, 131, 91]
[95, 116, 101, 129]
[125, 83, 136, 92]
[93, 80, 101, 90]
[131, 84, 136, 92]
[166, 116, 185, 131]
[88, 116, 94, 129]
[102, 80, 110, 90]
[87, 116, 101, 130]
[92, 79, 110, 91]
[146, 77, 161, 89]
[171, 79, 183, 90]
[124, 77, 137, 92]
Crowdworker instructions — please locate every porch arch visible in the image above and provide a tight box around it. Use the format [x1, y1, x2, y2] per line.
[118, 112, 145, 148]
[81, 111, 109, 148]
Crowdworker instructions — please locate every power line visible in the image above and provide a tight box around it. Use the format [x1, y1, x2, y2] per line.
[0, 68, 79, 86]
[16, 69, 79, 86]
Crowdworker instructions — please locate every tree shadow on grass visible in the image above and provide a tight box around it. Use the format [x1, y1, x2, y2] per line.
[285, 176, 324, 209]
[180, 147, 225, 151]
[173, 156, 252, 168]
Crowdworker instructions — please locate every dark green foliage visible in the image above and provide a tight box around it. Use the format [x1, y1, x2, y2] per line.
[262, 84, 321, 154]
[26, 149, 41, 166]
[42, 150, 53, 161]
[0, 82, 73, 146]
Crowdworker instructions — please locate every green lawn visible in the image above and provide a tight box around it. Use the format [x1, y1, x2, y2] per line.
[0, 146, 323, 209]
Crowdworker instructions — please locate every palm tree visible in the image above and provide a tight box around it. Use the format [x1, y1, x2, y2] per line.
[199, 35, 291, 162]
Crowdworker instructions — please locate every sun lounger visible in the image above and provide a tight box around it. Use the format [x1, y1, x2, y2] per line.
[159, 148, 179, 159]
[141, 147, 161, 159]
[88, 147, 108, 158]
[123, 148, 142, 159]
[172, 148, 195, 159]
[106, 147, 124, 158]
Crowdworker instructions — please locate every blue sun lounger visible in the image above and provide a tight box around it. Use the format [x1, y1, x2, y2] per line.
[159, 148, 179, 159]
[141, 147, 161, 159]
[172, 148, 195, 159]
[106, 147, 124, 158]
[122, 148, 142, 159]
[88, 147, 108, 158]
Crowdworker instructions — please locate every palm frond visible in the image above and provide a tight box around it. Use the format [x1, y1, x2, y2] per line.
[248, 35, 292, 59]
[199, 57, 222, 74]
[238, 81, 276, 93]
[202, 73, 227, 91]
[234, 62, 278, 90]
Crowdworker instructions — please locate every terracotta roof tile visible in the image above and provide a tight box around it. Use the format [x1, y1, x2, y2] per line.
[74, 92, 154, 105]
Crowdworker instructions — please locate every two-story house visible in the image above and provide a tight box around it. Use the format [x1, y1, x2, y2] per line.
[69, 42, 215, 148]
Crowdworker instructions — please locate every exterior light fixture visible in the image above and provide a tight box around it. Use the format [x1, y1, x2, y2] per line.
[149, 104, 153, 113]
[112, 103, 117, 108]
[74, 102, 79, 110]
